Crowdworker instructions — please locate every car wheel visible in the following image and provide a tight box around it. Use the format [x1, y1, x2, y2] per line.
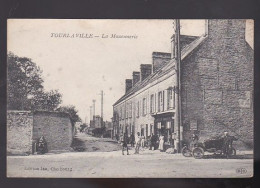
[181, 146, 192, 157]
[192, 147, 204, 159]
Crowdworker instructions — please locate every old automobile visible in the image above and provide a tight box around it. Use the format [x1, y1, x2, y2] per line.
[181, 135, 237, 159]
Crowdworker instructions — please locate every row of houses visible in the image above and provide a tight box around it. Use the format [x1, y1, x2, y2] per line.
[112, 20, 253, 150]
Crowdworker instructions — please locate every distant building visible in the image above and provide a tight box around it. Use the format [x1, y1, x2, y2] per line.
[113, 20, 253, 150]
[104, 120, 113, 138]
[90, 115, 103, 128]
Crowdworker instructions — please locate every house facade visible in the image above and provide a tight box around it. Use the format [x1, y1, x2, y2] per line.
[180, 20, 253, 149]
[113, 52, 179, 146]
[113, 19, 253, 150]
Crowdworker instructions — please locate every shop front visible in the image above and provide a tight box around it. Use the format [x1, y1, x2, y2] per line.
[153, 112, 174, 148]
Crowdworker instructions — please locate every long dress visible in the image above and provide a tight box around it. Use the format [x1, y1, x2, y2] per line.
[159, 135, 164, 151]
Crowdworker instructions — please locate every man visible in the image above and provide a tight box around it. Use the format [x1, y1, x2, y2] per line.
[130, 133, 135, 147]
[222, 131, 231, 157]
[121, 133, 129, 155]
[190, 133, 199, 149]
[134, 132, 141, 154]
[150, 133, 155, 150]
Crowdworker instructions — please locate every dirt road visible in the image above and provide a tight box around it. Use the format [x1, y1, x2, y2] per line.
[71, 133, 121, 152]
[7, 149, 253, 178]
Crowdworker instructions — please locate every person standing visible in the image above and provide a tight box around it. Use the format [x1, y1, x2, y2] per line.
[149, 133, 155, 150]
[158, 134, 165, 152]
[141, 135, 145, 150]
[134, 132, 141, 154]
[37, 136, 48, 154]
[121, 133, 129, 155]
[190, 133, 199, 149]
[130, 133, 135, 147]
[222, 131, 231, 156]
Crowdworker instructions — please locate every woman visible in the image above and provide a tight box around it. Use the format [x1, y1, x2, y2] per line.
[37, 136, 48, 154]
[158, 134, 165, 152]
[134, 132, 141, 154]
[141, 136, 145, 150]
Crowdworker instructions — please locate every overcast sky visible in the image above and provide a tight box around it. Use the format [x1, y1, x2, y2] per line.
[8, 19, 253, 122]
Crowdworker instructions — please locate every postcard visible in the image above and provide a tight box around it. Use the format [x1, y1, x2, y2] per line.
[7, 19, 254, 178]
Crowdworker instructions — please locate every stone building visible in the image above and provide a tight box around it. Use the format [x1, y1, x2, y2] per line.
[113, 19, 253, 150]
[7, 110, 75, 155]
[112, 35, 199, 147]
[90, 115, 103, 128]
[180, 20, 253, 149]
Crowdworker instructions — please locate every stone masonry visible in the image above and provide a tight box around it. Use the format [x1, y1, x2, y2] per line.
[181, 20, 253, 149]
[33, 111, 74, 152]
[7, 111, 33, 155]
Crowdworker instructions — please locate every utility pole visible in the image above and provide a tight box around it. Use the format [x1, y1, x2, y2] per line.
[90, 106, 92, 121]
[100, 90, 104, 119]
[92, 99, 96, 120]
[173, 19, 182, 153]
[99, 90, 104, 127]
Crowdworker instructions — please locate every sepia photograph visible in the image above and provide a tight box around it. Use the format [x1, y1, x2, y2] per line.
[6, 19, 254, 178]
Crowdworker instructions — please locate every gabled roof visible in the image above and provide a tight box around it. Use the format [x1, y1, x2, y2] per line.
[113, 35, 207, 107]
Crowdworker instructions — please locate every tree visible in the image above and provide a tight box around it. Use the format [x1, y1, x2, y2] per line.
[31, 90, 62, 111]
[7, 52, 62, 111]
[56, 105, 81, 125]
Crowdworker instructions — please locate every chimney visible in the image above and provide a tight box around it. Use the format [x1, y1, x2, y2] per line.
[152, 52, 171, 73]
[125, 79, 132, 93]
[132, 71, 140, 86]
[208, 19, 246, 40]
[140, 64, 152, 81]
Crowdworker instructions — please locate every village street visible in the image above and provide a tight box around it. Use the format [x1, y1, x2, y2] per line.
[7, 133, 253, 178]
[71, 133, 121, 152]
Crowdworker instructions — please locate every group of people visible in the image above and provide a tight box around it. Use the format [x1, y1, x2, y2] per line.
[119, 132, 167, 155]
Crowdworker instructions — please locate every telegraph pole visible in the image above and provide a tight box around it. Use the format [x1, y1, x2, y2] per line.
[173, 19, 182, 152]
[92, 100, 96, 120]
[100, 90, 104, 127]
[90, 106, 92, 121]
[100, 90, 104, 119]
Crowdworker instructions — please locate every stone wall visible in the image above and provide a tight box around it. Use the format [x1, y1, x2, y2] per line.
[181, 19, 254, 150]
[7, 111, 33, 155]
[32, 111, 74, 152]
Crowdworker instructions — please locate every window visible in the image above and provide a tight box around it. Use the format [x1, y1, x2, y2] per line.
[122, 106, 125, 120]
[136, 101, 139, 117]
[126, 103, 128, 119]
[167, 89, 174, 110]
[129, 102, 132, 118]
[119, 106, 122, 120]
[139, 100, 141, 116]
[143, 98, 147, 115]
[158, 91, 164, 112]
[150, 94, 154, 113]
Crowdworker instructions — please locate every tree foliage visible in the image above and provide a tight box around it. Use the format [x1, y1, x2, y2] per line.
[7, 52, 62, 111]
[56, 105, 81, 125]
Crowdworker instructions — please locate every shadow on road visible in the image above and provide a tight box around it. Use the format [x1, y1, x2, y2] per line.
[71, 136, 86, 152]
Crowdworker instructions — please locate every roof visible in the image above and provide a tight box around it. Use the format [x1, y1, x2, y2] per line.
[113, 35, 207, 107]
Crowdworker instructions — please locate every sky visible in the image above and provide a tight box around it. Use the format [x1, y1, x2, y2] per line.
[7, 19, 253, 122]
